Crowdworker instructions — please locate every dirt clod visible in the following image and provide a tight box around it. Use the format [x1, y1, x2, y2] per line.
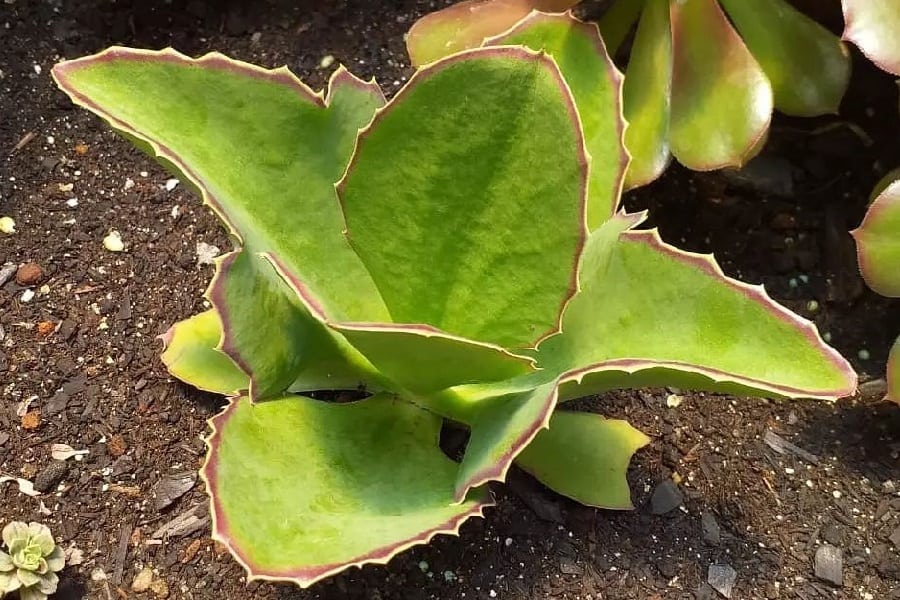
[33, 460, 68, 493]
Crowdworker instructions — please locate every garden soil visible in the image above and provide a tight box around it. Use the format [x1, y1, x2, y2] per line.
[2, 1, 900, 598]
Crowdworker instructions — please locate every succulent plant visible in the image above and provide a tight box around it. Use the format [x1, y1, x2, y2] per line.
[0, 522, 64, 600]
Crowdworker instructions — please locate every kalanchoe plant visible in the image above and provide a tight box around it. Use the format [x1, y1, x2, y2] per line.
[52, 20, 855, 587]
[0, 522, 65, 600]
[852, 179, 900, 403]
[409, 1, 900, 188]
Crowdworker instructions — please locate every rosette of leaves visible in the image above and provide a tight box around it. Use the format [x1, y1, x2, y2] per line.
[52, 22, 854, 587]
[0, 522, 65, 600]
[408, 1, 900, 188]
[852, 179, 900, 403]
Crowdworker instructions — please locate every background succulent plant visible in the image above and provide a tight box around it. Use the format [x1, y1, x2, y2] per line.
[0, 522, 64, 600]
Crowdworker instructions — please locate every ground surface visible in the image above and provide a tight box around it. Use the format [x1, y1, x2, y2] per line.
[1, 1, 900, 599]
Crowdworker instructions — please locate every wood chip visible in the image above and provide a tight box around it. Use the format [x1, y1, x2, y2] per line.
[151, 472, 196, 511]
[763, 429, 819, 464]
[179, 539, 203, 563]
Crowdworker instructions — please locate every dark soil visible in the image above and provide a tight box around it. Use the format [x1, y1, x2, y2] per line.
[2, 1, 899, 599]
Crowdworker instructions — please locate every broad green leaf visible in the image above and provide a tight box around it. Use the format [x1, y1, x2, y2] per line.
[160, 307, 381, 396]
[720, 0, 850, 116]
[53, 49, 395, 398]
[622, 0, 673, 189]
[484, 11, 629, 227]
[160, 310, 249, 395]
[852, 180, 900, 297]
[333, 324, 534, 395]
[454, 379, 559, 501]
[515, 411, 650, 508]
[405, 0, 580, 67]
[338, 47, 588, 349]
[204, 394, 489, 586]
[842, 0, 900, 75]
[889, 336, 899, 404]
[52, 49, 390, 323]
[538, 215, 857, 400]
[597, 0, 645, 56]
[668, 0, 773, 170]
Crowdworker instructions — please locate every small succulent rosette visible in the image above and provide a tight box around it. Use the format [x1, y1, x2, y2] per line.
[0, 522, 65, 600]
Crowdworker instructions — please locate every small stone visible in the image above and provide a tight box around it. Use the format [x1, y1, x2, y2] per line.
[701, 511, 721, 545]
[196, 242, 221, 266]
[164, 178, 179, 191]
[0, 216, 15, 234]
[131, 567, 153, 592]
[0, 263, 15, 287]
[90, 567, 108, 582]
[20, 289, 35, 303]
[33, 460, 69, 493]
[319, 54, 335, 69]
[103, 230, 125, 252]
[37, 321, 56, 336]
[418, 560, 429, 572]
[74, 142, 88, 155]
[859, 379, 888, 401]
[814, 544, 843, 586]
[150, 578, 169, 598]
[650, 480, 684, 515]
[889, 526, 900, 549]
[883, 480, 897, 494]
[15, 262, 43, 285]
[858, 349, 870, 361]
[707, 564, 737, 598]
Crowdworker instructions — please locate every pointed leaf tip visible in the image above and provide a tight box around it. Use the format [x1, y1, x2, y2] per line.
[516, 411, 650, 509]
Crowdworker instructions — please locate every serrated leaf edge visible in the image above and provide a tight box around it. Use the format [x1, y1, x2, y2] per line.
[199, 397, 494, 587]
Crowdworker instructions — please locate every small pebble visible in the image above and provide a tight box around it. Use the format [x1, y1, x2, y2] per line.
[0, 217, 14, 234]
[701, 511, 721, 546]
[66, 198, 78, 207]
[131, 567, 154, 592]
[707, 564, 736, 598]
[823, 331, 832, 342]
[33, 460, 69, 493]
[165, 178, 179, 191]
[814, 544, 843, 586]
[883, 480, 896, 494]
[16, 262, 43, 285]
[418, 561, 429, 572]
[806, 300, 819, 312]
[103, 230, 125, 252]
[320, 54, 335, 69]
[788, 277, 798, 289]
[858, 349, 870, 361]
[0, 263, 17, 287]
[650, 480, 684, 515]
[799, 274, 809, 283]
[20, 289, 35, 303]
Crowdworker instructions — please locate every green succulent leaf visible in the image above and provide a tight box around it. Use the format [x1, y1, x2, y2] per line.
[852, 179, 900, 298]
[538, 212, 856, 400]
[515, 411, 650, 509]
[161, 308, 383, 395]
[889, 337, 899, 404]
[483, 11, 629, 227]
[720, 0, 850, 116]
[454, 378, 559, 501]
[0, 551, 12, 572]
[597, 0, 645, 55]
[52, 49, 391, 400]
[160, 309, 249, 395]
[405, 0, 580, 67]
[338, 47, 588, 349]
[202, 394, 489, 587]
[621, 0, 673, 189]
[842, 0, 900, 75]
[668, 0, 772, 170]
[333, 324, 533, 395]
